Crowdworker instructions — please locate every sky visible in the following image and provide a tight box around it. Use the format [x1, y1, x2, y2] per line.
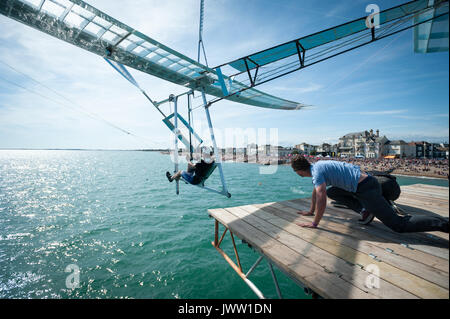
[0, 0, 448, 149]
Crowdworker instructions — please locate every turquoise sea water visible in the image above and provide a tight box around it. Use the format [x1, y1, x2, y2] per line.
[0, 150, 448, 299]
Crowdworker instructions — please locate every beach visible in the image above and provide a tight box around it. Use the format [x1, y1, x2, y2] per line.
[216, 153, 449, 180]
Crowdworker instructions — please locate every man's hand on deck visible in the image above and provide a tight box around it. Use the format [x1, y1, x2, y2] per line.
[297, 210, 314, 216]
[296, 222, 317, 228]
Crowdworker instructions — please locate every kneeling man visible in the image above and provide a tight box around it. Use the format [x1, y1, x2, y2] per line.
[291, 155, 448, 233]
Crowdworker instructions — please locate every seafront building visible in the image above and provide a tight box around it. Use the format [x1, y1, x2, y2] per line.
[409, 142, 449, 159]
[294, 143, 317, 155]
[384, 140, 415, 158]
[336, 129, 388, 158]
[210, 130, 448, 161]
[293, 129, 448, 159]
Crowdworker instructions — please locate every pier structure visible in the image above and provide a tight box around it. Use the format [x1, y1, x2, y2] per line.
[208, 184, 449, 299]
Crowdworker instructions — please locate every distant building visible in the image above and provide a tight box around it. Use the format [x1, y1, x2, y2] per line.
[316, 143, 338, 156]
[294, 143, 317, 155]
[384, 140, 415, 158]
[316, 143, 330, 154]
[433, 143, 447, 159]
[408, 142, 449, 159]
[438, 143, 449, 159]
[409, 142, 425, 158]
[258, 144, 272, 156]
[337, 129, 387, 158]
[290, 130, 448, 159]
[257, 145, 293, 157]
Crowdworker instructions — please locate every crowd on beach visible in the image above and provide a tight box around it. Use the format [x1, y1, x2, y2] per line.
[244, 153, 449, 179]
[182, 151, 449, 179]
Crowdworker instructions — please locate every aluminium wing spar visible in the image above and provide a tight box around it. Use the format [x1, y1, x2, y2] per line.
[0, 0, 304, 110]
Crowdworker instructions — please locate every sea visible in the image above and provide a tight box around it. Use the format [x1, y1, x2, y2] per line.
[0, 150, 448, 299]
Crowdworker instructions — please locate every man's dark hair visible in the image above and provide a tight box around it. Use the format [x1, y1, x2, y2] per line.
[291, 155, 311, 171]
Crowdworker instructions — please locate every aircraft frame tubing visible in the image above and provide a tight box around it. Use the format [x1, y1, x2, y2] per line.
[207, 10, 449, 108]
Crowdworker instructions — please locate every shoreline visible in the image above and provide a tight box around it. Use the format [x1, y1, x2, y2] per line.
[164, 151, 450, 181]
[218, 155, 449, 181]
[390, 172, 449, 181]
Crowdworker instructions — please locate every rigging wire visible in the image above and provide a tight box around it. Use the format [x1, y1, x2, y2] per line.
[321, 30, 404, 92]
[0, 61, 166, 148]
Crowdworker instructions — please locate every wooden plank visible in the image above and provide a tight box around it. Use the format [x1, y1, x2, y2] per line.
[394, 200, 449, 219]
[398, 195, 449, 208]
[326, 195, 449, 240]
[401, 188, 449, 199]
[401, 189, 449, 201]
[208, 184, 449, 299]
[294, 198, 450, 260]
[325, 193, 449, 224]
[295, 197, 450, 248]
[263, 201, 449, 280]
[398, 197, 448, 207]
[405, 184, 448, 190]
[298, 198, 449, 243]
[403, 184, 449, 196]
[325, 200, 449, 243]
[249, 202, 449, 289]
[394, 200, 449, 215]
[284, 200, 448, 264]
[230, 205, 447, 299]
[397, 193, 449, 207]
[224, 206, 416, 299]
[275, 201, 449, 272]
[295, 197, 448, 243]
[395, 201, 449, 217]
[208, 208, 373, 299]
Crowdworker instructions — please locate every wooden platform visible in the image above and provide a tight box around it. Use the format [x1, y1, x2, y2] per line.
[208, 184, 449, 299]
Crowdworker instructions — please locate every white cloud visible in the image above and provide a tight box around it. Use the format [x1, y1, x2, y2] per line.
[355, 109, 408, 115]
[273, 83, 323, 94]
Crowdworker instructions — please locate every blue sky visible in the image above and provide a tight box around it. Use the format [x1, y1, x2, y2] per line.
[0, 0, 448, 149]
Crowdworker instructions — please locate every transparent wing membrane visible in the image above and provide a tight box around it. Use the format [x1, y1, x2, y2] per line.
[1, 0, 447, 110]
[215, 0, 448, 99]
[414, 0, 449, 53]
[0, 0, 304, 110]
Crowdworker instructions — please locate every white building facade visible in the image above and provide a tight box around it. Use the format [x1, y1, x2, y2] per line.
[338, 129, 388, 158]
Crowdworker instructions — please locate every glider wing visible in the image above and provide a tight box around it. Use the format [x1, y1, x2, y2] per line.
[0, 0, 304, 110]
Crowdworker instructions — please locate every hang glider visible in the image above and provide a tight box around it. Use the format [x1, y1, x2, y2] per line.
[105, 56, 231, 197]
[1, 0, 447, 198]
[414, 0, 449, 53]
[1, 0, 447, 110]
[0, 0, 304, 110]
[212, 0, 448, 104]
